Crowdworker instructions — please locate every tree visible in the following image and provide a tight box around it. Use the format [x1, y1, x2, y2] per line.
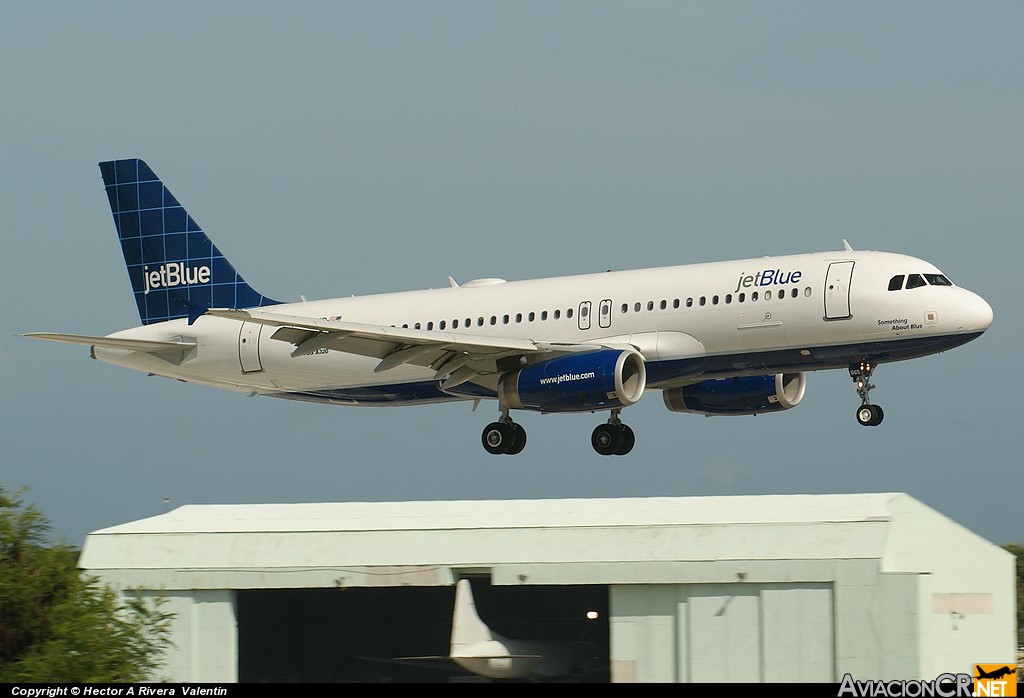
[1003, 543, 1023, 649]
[0, 486, 173, 682]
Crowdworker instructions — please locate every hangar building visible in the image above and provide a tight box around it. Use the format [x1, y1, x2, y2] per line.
[77, 493, 1016, 683]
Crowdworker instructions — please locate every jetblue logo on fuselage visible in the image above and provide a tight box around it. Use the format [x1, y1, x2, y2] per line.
[143, 262, 211, 295]
[734, 268, 803, 293]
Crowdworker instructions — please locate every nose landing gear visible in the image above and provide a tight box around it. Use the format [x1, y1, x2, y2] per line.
[850, 362, 884, 427]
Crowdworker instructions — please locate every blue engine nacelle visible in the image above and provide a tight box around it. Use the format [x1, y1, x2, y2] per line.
[662, 372, 807, 416]
[499, 349, 647, 413]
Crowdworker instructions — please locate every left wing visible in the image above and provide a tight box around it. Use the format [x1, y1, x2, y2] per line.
[205, 308, 606, 389]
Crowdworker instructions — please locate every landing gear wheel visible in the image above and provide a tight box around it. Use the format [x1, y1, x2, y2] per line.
[482, 422, 514, 454]
[592, 423, 624, 456]
[481, 421, 527, 455]
[850, 362, 884, 427]
[616, 425, 635, 455]
[507, 423, 527, 455]
[856, 404, 884, 427]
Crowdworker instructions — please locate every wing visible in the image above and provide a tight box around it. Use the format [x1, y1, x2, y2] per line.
[205, 308, 608, 390]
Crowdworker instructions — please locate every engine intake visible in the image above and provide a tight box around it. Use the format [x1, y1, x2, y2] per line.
[663, 372, 807, 416]
[499, 349, 646, 413]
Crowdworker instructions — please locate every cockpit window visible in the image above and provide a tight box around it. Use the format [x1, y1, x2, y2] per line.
[906, 274, 927, 289]
[924, 273, 952, 286]
[888, 275, 905, 291]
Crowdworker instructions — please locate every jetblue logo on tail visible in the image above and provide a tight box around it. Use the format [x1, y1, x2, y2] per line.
[143, 263, 212, 295]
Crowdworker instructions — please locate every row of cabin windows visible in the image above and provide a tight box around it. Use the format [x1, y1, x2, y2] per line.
[620, 286, 811, 313]
[888, 273, 952, 291]
[399, 285, 813, 331]
[403, 307, 576, 331]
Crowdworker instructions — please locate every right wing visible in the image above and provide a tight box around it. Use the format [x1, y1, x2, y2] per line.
[205, 308, 607, 389]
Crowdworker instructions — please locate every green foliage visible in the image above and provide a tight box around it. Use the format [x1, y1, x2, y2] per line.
[0, 487, 173, 682]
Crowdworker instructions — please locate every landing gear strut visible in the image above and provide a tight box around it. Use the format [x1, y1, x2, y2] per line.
[481, 406, 527, 455]
[592, 409, 635, 456]
[850, 361, 884, 427]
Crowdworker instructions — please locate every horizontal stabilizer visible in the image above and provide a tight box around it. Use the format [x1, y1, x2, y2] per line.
[23, 332, 196, 353]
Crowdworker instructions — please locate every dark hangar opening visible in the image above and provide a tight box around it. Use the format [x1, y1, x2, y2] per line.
[237, 583, 610, 682]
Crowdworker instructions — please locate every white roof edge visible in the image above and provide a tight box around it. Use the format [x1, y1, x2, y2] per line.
[87, 493, 905, 535]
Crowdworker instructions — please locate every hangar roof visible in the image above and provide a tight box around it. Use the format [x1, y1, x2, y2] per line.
[91, 493, 897, 534]
[79, 493, 1005, 590]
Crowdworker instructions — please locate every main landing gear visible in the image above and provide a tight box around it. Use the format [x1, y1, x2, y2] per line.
[591, 409, 635, 456]
[481, 407, 527, 455]
[850, 361, 884, 427]
[480, 407, 636, 455]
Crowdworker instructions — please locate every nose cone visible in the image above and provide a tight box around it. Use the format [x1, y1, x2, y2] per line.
[960, 290, 993, 334]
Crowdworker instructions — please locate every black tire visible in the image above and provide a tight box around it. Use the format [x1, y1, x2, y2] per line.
[506, 423, 527, 455]
[592, 423, 623, 456]
[482, 422, 513, 454]
[616, 425, 635, 455]
[856, 404, 883, 427]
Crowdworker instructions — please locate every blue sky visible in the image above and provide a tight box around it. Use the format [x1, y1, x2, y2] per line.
[2, 2, 1020, 548]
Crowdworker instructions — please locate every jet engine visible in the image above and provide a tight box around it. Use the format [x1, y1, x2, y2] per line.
[499, 349, 646, 413]
[663, 372, 807, 416]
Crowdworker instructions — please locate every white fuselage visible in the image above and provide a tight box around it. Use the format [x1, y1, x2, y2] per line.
[93, 249, 993, 406]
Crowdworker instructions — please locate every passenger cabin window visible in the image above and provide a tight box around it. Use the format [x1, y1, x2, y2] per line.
[906, 274, 927, 289]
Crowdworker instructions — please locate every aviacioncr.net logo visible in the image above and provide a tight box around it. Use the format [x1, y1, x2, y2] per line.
[837, 672, 973, 697]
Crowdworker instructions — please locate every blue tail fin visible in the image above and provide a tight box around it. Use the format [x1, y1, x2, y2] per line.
[99, 158, 280, 326]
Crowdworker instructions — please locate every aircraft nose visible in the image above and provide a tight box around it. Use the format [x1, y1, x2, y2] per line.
[961, 291, 993, 333]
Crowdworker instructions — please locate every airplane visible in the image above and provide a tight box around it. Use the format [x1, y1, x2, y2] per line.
[409, 578, 602, 681]
[25, 158, 994, 455]
[974, 665, 1016, 681]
